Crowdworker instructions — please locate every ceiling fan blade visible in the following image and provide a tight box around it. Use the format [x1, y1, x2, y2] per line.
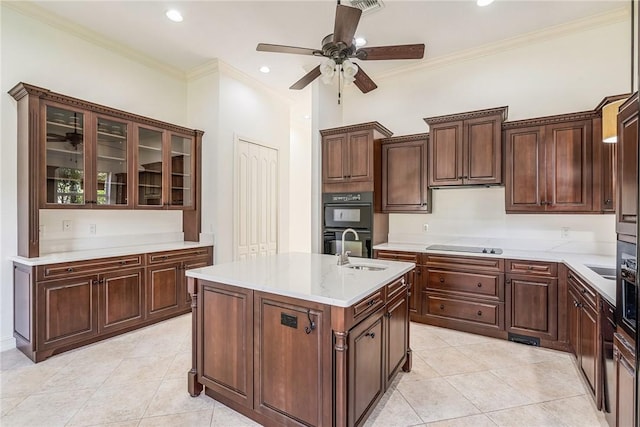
[355, 44, 425, 60]
[333, 4, 362, 47]
[353, 65, 377, 94]
[257, 43, 320, 56]
[290, 65, 322, 90]
[47, 133, 69, 142]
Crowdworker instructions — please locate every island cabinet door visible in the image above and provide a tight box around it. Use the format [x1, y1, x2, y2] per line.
[349, 310, 385, 427]
[198, 282, 253, 408]
[385, 294, 409, 385]
[254, 294, 332, 427]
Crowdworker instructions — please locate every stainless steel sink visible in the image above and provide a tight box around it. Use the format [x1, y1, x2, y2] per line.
[344, 263, 388, 271]
[585, 265, 616, 280]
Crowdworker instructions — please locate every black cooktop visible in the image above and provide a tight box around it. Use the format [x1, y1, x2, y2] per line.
[426, 244, 503, 255]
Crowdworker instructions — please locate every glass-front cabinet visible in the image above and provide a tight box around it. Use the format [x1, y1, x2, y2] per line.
[169, 133, 194, 209]
[136, 126, 165, 207]
[45, 104, 87, 206]
[95, 115, 130, 207]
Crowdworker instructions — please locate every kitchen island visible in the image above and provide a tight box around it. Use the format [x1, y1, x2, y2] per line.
[185, 252, 414, 427]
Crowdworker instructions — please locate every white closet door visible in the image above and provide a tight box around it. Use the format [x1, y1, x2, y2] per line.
[234, 139, 278, 261]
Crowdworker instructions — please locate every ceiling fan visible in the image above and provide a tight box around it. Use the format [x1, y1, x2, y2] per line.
[47, 113, 83, 149]
[256, 2, 425, 94]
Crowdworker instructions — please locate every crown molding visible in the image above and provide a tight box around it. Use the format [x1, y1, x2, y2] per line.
[186, 60, 221, 81]
[379, 133, 429, 144]
[375, 6, 630, 82]
[3, 1, 186, 81]
[502, 110, 599, 129]
[319, 121, 393, 138]
[424, 106, 508, 125]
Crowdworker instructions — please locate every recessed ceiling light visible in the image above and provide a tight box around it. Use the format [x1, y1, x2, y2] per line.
[166, 9, 183, 22]
[355, 37, 367, 47]
[477, 0, 494, 6]
[259, 66, 270, 73]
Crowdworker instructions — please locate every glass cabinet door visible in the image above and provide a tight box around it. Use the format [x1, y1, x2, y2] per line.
[95, 116, 129, 206]
[169, 134, 194, 208]
[137, 127, 164, 207]
[45, 105, 86, 205]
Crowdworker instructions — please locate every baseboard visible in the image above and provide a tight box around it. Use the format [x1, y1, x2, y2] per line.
[1, 335, 17, 352]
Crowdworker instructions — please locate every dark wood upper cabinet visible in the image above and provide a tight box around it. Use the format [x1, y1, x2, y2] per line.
[424, 107, 507, 187]
[9, 83, 204, 257]
[504, 112, 596, 213]
[380, 134, 431, 213]
[616, 93, 638, 238]
[320, 122, 392, 194]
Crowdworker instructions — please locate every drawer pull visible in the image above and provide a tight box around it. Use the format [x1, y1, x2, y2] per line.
[477, 282, 482, 288]
[365, 332, 376, 339]
[581, 288, 587, 294]
[439, 276, 445, 283]
[92, 279, 99, 285]
[67, 267, 74, 272]
[527, 266, 533, 270]
[477, 310, 482, 316]
[120, 261, 127, 265]
[439, 304, 445, 310]
[367, 299, 377, 307]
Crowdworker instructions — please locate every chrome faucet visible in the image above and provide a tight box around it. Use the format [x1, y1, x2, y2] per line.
[337, 228, 359, 266]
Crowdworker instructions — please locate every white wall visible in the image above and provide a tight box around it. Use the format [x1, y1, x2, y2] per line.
[338, 15, 629, 253]
[188, 62, 292, 264]
[0, 5, 189, 350]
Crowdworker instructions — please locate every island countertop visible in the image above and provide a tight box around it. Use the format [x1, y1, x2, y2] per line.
[185, 252, 414, 307]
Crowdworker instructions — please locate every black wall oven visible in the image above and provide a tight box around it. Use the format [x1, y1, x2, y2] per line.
[322, 192, 374, 259]
[616, 240, 637, 339]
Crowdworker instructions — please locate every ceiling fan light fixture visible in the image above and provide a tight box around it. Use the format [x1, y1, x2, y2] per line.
[165, 9, 183, 22]
[476, 0, 495, 6]
[320, 58, 337, 84]
[342, 60, 359, 85]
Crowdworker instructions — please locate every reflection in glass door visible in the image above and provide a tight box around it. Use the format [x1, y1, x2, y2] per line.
[170, 135, 193, 207]
[45, 105, 85, 204]
[137, 127, 164, 206]
[96, 117, 128, 206]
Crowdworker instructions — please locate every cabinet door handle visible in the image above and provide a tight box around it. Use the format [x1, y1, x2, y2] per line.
[477, 282, 482, 288]
[604, 199, 612, 205]
[581, 288, 587, 294]
[92, 279, 99, 285]
[439, 304, 445, 310]
[365, 331, 376, 339]
[67, 267, 74, 272]
[415, 268, 421, 275]
[385, 312, 392, 319]
[477, 310, 482, 316]
[506, 279, 511, 284]
[439, 276, 445, 283]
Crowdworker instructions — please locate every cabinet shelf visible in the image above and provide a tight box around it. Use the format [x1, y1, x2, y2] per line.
[171, 172, 191, 177]
[138, 184, 162, 189]
[138, 144, 162, 152]
[47, 176, 82, 183]
[171, 187, 191, 191]
[97, 154, 126, 161]
[171, 151, 191, 156]
[46, 121, 83, 131]
[46, 147, 83, 156]
[139, 169, 161, 174]
[97, 130, 126, 140]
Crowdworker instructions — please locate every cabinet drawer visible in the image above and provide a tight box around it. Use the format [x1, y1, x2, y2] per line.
[375, 250, 421, 263]
[352, 290, 384, 323]
[506, 259, 557, 277]
[37, 255, 144, 281]
[147, 247, 212, 264]
[567, 270, 597, 309]
[425, 254, 503, 273]
[424, 294, 501, 327]
[386, 276, 408, 301]
[426, 269, 502, 300]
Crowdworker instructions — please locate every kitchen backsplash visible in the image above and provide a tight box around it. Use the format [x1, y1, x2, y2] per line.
[388, 187, 616, 256]
[39, 209, 185, 254]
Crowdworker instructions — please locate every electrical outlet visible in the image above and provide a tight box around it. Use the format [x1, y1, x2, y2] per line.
[560, 227, 570, 239]
[422, 223, 429, 232]
[89, 224, 96, 235]
[62, 220, 72, 231]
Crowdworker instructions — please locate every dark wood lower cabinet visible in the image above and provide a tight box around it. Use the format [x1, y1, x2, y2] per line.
[349, 310, 385, 426]
[37, 275, 97, 350]
[98, 268, 145, 333]
[190, 274, 411, 427]
[613, 331, 636, 427]
[13, 246, 213, 363]
[506, 274, 558, 341]
[147, 262, 182, 319]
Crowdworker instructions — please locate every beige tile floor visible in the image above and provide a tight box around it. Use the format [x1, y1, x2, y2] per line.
[0, 315, 608, 427]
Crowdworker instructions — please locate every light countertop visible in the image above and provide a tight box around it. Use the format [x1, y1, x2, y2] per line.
[374, 242, 616, 306]
[9, 240, 214, 266]
[186, 252, 415, 308]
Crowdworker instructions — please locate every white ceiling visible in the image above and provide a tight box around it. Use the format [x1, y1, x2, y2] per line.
[28, 0, 626, 99]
